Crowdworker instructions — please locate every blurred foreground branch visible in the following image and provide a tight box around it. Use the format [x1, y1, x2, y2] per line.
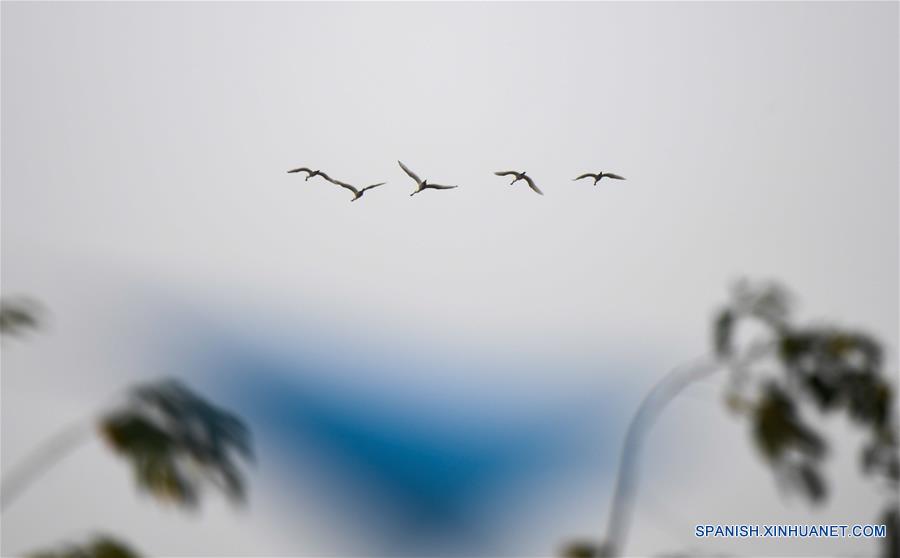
[1, 297, 254, 556]
[1, 379, 253, 512]
[563, 280, 899, 558]
[0, 419, 95, 511]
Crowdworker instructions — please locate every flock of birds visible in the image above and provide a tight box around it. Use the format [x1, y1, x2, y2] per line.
[288, 161, 625, 202]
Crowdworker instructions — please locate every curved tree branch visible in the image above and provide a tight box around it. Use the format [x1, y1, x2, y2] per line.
[600, 356, 716, 557]
[1, 417, 96, 512]
[601, 342, 772, 557]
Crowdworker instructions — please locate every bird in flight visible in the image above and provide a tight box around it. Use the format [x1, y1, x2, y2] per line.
[287, 167, 331, 181]
[398, 161, 458, 196]
[494, 170, 543, 196]
[324, 176, 386, 202]
[573, 171, 626, 185]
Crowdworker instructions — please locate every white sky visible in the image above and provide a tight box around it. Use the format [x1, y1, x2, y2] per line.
[2, 2, 897, 557]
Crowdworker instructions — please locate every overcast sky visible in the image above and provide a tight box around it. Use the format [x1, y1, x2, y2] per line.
[2, 2, 897, 557]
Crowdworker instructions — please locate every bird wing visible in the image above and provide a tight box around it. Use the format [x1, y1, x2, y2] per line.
[604, 173, 626, 180]
[324, 176, 359, 194]
[574, 173, 598, 181]
[425, 183, 457, 190]
[522, 175, 543, 195]
[359, 182, 386, 194]
[287, 167, 313, 175]
[494, 171, 519, 177]
[398, 161, 423, 185]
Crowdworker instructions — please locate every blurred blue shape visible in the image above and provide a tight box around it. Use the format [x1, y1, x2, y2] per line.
[173, 323, 626, 556]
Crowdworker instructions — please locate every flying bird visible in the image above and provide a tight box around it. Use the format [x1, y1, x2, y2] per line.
[287, 167, 331, 181]
[573, 172, 626, 185]
[398, 161, 458, 196]
[324, 176, 386, 202]
[494, 171, 543, 196]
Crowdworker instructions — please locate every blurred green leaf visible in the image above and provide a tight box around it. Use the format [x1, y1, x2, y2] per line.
[793, 462, 827, 503]
[753, 383, 825, 462]
[100, 379, 252, 508]
[731, 280, 792, 329]
[713, 310, 734, 358]
[0, 297, 41, 336]
[714, 280, 898, 558]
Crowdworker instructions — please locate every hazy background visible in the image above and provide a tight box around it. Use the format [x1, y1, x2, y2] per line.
[2, 2, 897, 556]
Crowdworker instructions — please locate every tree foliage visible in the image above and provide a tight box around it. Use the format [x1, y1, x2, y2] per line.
[4, 297, 254, 557]
[0, 296, 42, 337]
[715, 280, 899, 555]
[100, 379, 254, 508]
[562, 280, 899, 557]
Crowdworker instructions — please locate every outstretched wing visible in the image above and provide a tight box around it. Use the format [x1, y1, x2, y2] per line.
[603, 173, 626, 180]
[398, 161, 422, 185]
[324, 176, 359, 194]
[573, 173, 598, 181]
[287, 167, 313, 175]
[359, 182, 386, 194]
[494, 171, 519, 177]
[425, 184, 457, 190]
[522, 175, 543, 196]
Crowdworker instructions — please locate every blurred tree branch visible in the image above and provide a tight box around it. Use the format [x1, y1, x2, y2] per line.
[716, 280, 898, 556]
[563, 280, 899, 558]
[2, 296, 254, 556]
[0, 418, 95, 511]
[1, 379, 253, 512]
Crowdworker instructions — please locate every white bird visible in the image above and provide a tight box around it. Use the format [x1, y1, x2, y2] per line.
[573, 171, 626, 185]
[287, 167, 331, 181]
[324, 176, 386, 202]
[494, 170, 543, 196]
[398, 161, 458, 196]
